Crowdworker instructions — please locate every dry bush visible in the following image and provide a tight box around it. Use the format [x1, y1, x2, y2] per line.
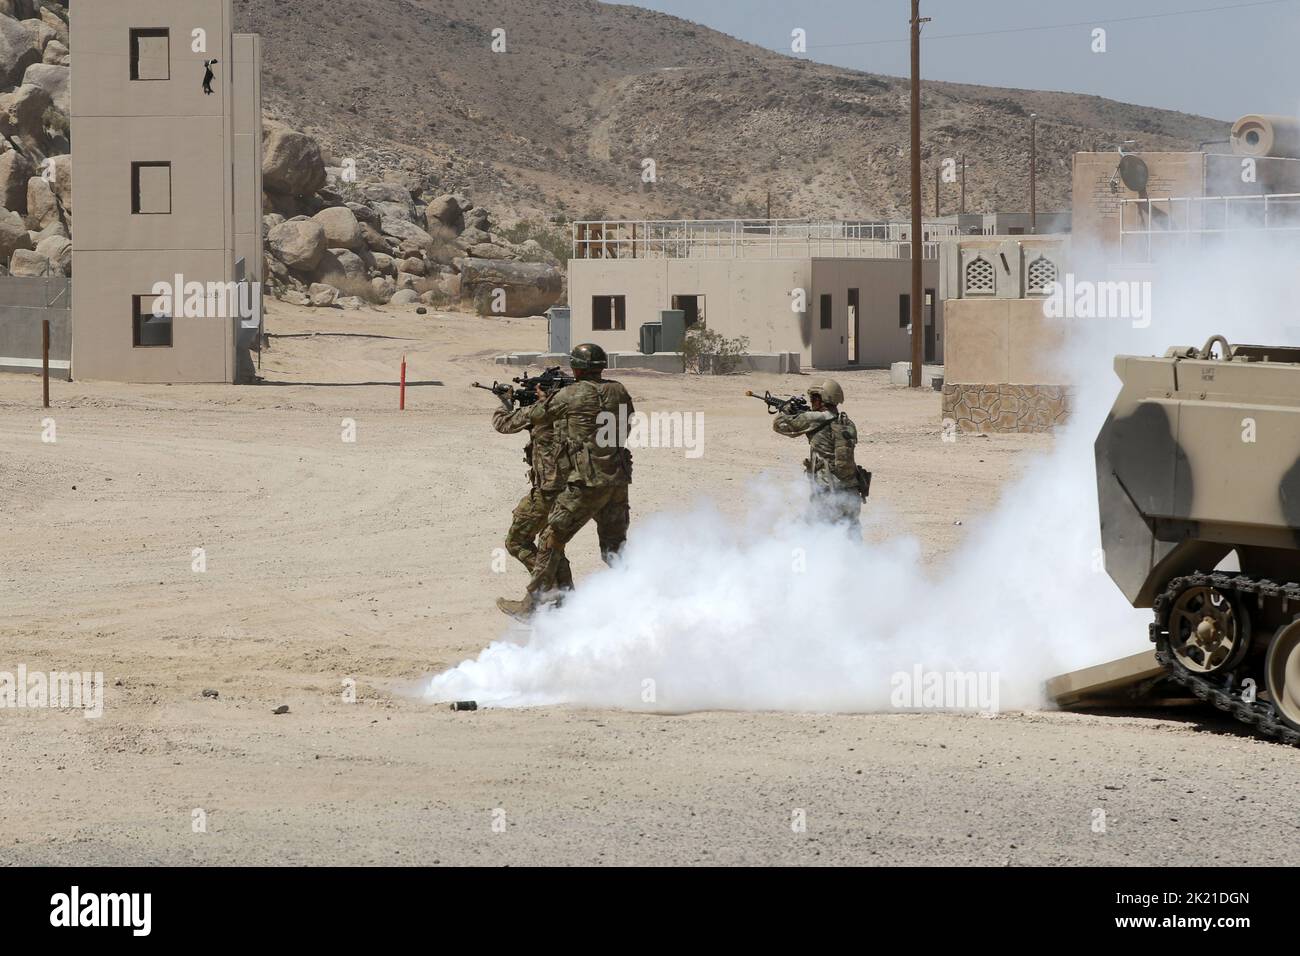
[326, 275, 384, 304]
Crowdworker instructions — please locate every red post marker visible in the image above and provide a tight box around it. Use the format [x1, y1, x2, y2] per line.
[400, 354, 407, 411]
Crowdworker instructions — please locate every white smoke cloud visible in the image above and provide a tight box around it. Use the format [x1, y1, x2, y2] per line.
[426, 233, 1300, 713]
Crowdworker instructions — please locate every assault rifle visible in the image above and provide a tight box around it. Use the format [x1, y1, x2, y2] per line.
[745, 390, 810, 415]
[473, 366, 575, 407]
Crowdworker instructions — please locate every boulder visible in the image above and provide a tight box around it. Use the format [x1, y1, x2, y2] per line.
[369, 252, 396, 276]
[455, 226, 492, 249]
[360, 182, 412, 205]
[267, 219, 327, 271]
[360, 221, 390, 254]
[320, 247, 366, 282]
[262, 122, 326, 197]
[0, 15, 41, 89]
[465, 206, 491, 231]
[457, 258, 563, 317]
[395, 271, 419, 290]
[311, 205, 364, 251]
[30, 218, 65, 241]
[380, 217, 434, 255]
[390, 289, 420, 306]
[33, 233, 68, 273]
[379, 169, 422, 197]
[436, 272, 462, 298]
[519, 239, 559, 265]
[0, 149, 34, 214]
[308, 282, 339, 307]
[0, 208, 33, 261]
[0, 1, 38, 20]
[48, 153, 69, 211]
[265, 256, 289, 284]
[38, 7, 68, 47]
[263, 190, 309, 219]
[41, 39, 68, 66]
[9, 246, 49, 276]
[262, 213, 285, 233]
[23, 63, 68, 114]
[370, 275, 396, 303]
[19, 18, 56, 55]
[372, 200, 414, 223]
[399, 256, 426, 276]
[467, 242, 514, 260]
[337, 296, 366, 310]
[280, 289, 310, 307]
[347, 202, 378, 226]
[0, 83, 50, 151]
[427, 194, 464, 233]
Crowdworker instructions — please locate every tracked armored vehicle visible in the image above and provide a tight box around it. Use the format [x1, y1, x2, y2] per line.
[1093, 335, 1300, 743]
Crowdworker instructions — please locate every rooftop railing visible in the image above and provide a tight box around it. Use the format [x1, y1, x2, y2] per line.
[1119, 193, 1300, 261]
[571, 218, 952, 261]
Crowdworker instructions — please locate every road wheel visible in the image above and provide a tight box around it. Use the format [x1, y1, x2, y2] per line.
[1165, 583, 1251, 675]
[1266, 620, 1300, 731]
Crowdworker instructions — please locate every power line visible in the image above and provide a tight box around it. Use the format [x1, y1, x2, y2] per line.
[802, 0, 1297, 51]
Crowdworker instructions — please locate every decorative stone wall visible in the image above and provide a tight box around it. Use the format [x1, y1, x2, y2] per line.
[942, 384, 1071, 433]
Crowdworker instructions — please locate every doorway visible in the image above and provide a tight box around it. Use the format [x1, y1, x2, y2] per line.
[671, 294, 704, 328]
[923, 288, 936, 363]
[847, 288, 859, 364]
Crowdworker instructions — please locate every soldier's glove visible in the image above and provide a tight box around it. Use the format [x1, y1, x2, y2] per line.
[498, 391, 515, 411]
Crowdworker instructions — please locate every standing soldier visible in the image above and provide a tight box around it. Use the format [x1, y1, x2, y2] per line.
[497, 343, 634, 620]
[772, 378, 866, 530]
[492, 383, 574, 594]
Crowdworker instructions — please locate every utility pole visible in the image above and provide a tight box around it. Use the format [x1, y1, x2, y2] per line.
[934, 165, 940, 218]
[909, 0, 929, 388]
[960, 153, 966, 215]
[1029, 113, 1038, 235]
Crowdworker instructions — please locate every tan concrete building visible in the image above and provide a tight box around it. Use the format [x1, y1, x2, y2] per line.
[1072, 146, 1300, 264]
[71, 0, 262, 383]
[940, 118, 1300, 432]
[567, 220, 945, 369]
[938, 235, 1072, 432]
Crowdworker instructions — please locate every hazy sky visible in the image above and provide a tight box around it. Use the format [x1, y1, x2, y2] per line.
[623, 0, 1300, 121]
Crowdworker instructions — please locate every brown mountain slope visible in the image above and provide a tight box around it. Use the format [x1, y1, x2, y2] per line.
[233, 0, 1227, 223]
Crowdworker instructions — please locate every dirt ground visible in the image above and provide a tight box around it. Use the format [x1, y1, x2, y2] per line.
[2, 301, 1298, 866]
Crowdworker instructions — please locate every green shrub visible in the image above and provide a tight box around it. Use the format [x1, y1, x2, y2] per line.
[498, 218, 570, 265]
[682, 320, 750, 375]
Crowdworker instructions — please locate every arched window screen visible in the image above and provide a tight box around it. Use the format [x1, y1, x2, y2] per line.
[965, 255, 995, 295]
[1026, 255, 1058, 295]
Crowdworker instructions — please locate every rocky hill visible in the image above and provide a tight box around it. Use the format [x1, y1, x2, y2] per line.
[233, 0, 1228, 224]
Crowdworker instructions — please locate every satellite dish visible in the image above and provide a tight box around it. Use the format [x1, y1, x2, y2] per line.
[1118, 154, 1149, 192]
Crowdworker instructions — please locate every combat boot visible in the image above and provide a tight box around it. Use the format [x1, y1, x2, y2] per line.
[496, 595, 536, 622]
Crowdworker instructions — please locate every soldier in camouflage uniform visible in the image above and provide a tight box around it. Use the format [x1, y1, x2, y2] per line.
[492, 383, 574, 592]
[497, 343, 634, 620]
[773, 378, 864, 530]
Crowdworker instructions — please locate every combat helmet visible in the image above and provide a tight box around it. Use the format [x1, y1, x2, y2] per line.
[807, 378, 844, 406]
[569, 342, 608, 371]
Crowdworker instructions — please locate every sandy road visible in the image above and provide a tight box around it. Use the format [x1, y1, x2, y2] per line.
[1, 302, 1297, 866]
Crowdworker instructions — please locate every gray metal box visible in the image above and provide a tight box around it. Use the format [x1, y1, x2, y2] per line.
[547, 306, 571, 354]
[659, 309, 686, 352]
[639, 322, 662, 355]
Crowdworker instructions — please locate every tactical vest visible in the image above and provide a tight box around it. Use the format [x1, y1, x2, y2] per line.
[807, 411, 859, 491]
[557, 379, 634, 487]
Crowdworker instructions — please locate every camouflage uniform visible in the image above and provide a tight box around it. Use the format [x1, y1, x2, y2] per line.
[774, 408, 862, 528]
[492, 403, 574, 591]
[526, 378, 635, 598]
